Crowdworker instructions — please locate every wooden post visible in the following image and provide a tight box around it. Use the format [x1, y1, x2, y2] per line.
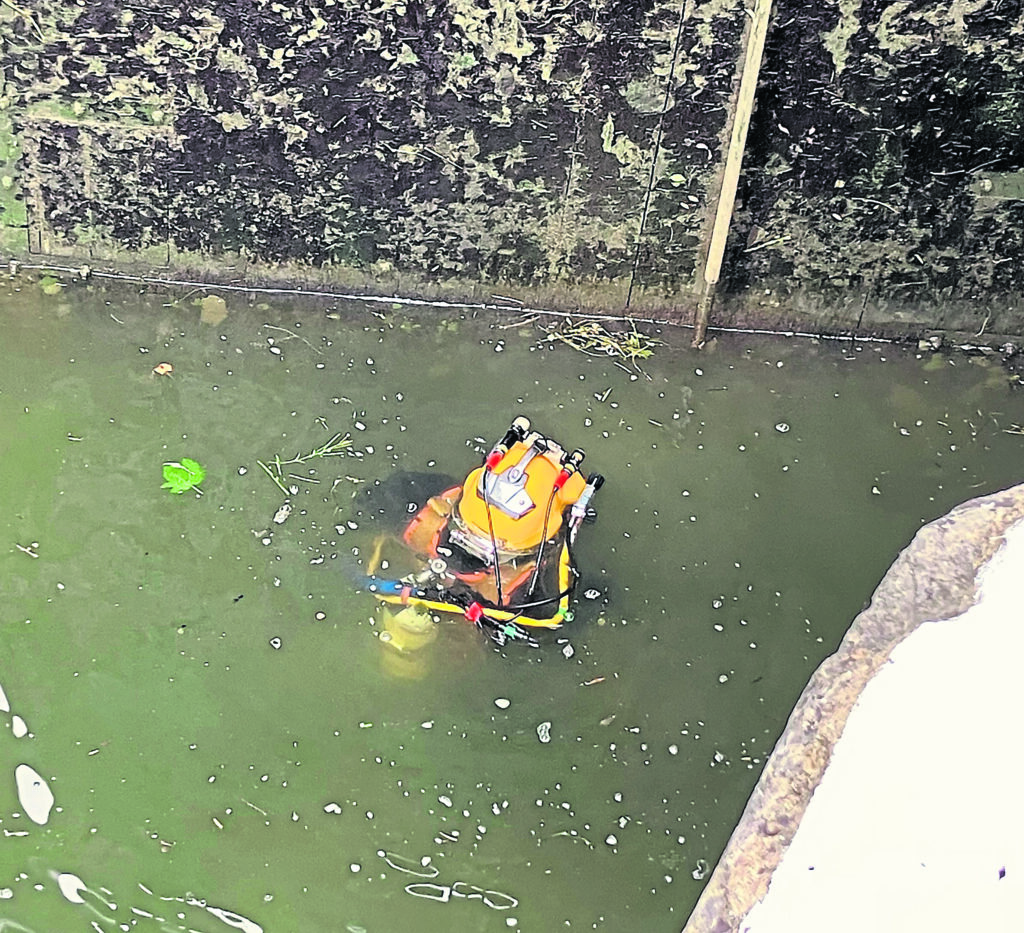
[693, 0, 774, 347]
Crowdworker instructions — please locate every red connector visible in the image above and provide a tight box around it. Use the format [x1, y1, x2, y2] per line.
[464, 602, 484, 623]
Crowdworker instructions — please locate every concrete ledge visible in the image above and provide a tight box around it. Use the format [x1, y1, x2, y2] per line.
[683, 483, 1024, 933]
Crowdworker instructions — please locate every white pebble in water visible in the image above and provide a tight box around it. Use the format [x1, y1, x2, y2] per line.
[774, 422, 790, 433]
[493, 697, 511, 710]
[12, 715, 28, 738]
[56, 872, 88, 904]
[668, 744, 679, 755]
[237, 466, 248, 475]
[536, 721, 552, 744]
[0, 888, 12, 899]
[269, 637, 282, 650]
[324, 803, 342, 814]
[718, 674, 729, 683]
[350, 863, 361, 873]
[15, 764, 54, 825]
[561, 643, 574, 659]
[438, 796, 452, 808]
[605, 834, 618, 846]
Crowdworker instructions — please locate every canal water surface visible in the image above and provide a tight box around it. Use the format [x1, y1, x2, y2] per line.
[2, 272, 1023, 932]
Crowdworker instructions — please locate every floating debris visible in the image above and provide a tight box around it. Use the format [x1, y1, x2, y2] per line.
[269, 637, 282, 650]
[536, 721, 552, 744]
[272, 503, 292, 524]
[542, 318, 663, 367]
[152, 362, 174, 376]
[15, 763, 54, 824]
[56, 872, 88, 904]
[199, 294, 228, 325]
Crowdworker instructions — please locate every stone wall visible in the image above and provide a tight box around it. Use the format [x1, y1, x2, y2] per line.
[681, 482, 1024, 933]
[1, 1, 1022, 333]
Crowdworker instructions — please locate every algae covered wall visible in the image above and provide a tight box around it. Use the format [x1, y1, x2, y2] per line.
[725, 0, 1024, 335]
[1, 1, 1022, 331]
[0, 0, 745, 313]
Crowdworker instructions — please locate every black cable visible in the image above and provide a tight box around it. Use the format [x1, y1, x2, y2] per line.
[526, 486, 559, 597]
[481, 473, 505, 606]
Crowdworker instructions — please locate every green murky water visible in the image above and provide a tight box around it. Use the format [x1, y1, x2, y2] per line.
[2, 272, 1023, 932]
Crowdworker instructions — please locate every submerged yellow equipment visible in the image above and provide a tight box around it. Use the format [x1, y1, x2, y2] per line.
[365, 416, 604, 645]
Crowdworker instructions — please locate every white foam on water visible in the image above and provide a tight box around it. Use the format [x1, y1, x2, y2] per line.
[14, 763, 55, 825]
[743, 518, 1024, 933]
[205, 904, 264, 932]
[57, 872, 88, 904]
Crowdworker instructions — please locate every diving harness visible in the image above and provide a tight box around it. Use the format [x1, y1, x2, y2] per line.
[367, 417, 604, 646]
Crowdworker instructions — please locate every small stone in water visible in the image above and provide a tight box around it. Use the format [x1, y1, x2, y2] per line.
[605, 834, 618, 846]
[494, 698, 511, 709]
[269, 637, 283, 650]
[536, 721, 552, 744]
[324, 803, 342, 814]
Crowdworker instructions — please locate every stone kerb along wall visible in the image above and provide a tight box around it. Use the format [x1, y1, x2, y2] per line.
[681, 481, 1024, 933]
[0, 0, 746, 314]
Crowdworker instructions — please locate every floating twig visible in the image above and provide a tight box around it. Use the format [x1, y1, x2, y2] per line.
[256, 433, 353, 493]
[256, 459, 291, 495]
[542, 319, 663, 370]
[262, 323, 323, 354]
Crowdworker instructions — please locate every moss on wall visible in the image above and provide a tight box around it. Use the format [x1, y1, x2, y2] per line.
[732, 0, 1024, 320]
[1, 0, 1022, 328]
[0, 0, 744, 311]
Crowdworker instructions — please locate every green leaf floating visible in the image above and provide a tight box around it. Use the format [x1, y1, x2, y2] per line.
[162, 458, 206, 495]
